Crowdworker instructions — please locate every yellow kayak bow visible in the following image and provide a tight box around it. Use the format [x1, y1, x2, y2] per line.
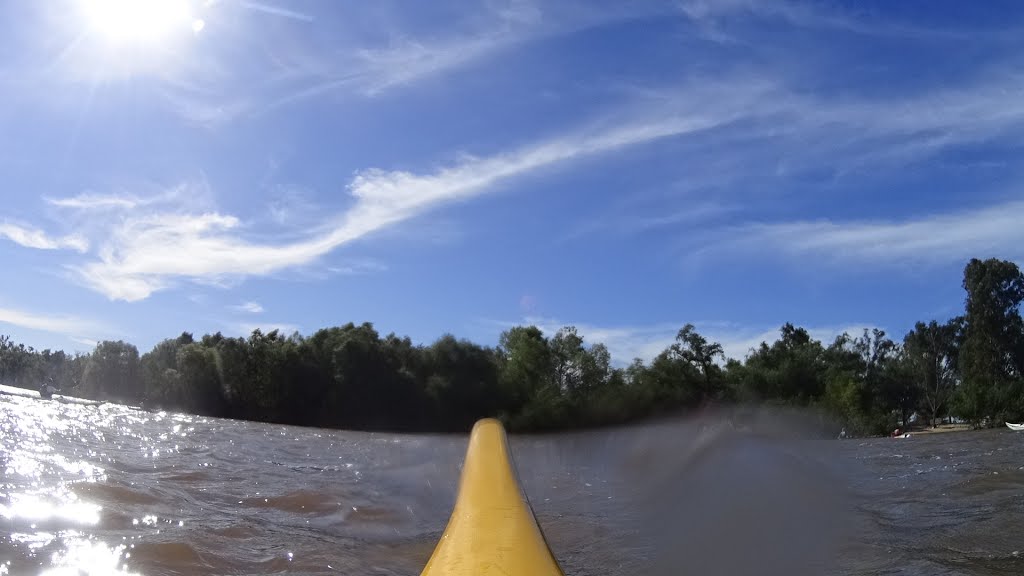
[420, 418, 565, 576]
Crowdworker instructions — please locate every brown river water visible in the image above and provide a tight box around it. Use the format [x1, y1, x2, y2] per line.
[2, 389, 1024, 575]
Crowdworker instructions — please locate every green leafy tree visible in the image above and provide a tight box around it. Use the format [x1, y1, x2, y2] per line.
[498, 326, 556, 420]
[175, 343, 225, 415]
[739, 324, 826, 405]
[82, 340, 141, 401]
[0, 336, 40, 388]
[140, 332, 194, 406]
[423, 334, 502, 431]
[903, 319, 961, 427]
[549, 326, 611, 399]
[821, 333, 873, 434]
[850, 328, 914, 428]
[956, 258, 1024, 426]
[670, 324, 726, 401]
[4, 255, 1022, 436]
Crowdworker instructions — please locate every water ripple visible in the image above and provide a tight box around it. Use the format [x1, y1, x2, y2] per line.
[3, 390, 1024, 575]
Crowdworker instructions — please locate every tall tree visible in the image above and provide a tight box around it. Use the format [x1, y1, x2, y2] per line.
[175, 343, 226, 415]
[423, 334, 501, 430]
[821, 333, 872, 433]
[0, 336, 39, 387]
[82, 340, 142, 401]
[550, 327, 586, 394]
[850, 328, 913, 427]
[498, 326, 567, 430]
[498, 326, 554, 407]
[671, 324, 725, 401]
[904, 319, 961, 428]
[957, 258, 1024, 425]
[140, 333, 194, 406]
[549, 326, 611, 399]
[739, 324, 826, 404]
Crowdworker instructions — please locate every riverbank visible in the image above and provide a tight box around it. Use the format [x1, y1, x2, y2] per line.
[906, 423, 973, 435]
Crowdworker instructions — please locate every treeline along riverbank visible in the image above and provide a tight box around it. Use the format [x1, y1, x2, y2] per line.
[2, 258, 1023, 434]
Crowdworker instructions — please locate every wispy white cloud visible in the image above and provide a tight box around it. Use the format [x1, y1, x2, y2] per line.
[239, 1, 313, 22]
[71, 211, 318, 301]
[0, 306, 107, 339]
[231, 301, 264, 314]
[65, 204, 395, 301]
[296, 68, 1024, 265]
[677, 0, 966, 41]
[59, 89, 748, 300]
[19, 66, 1024, 301]
[263, 0, 671, 106]
[682, 73, 1024, 183]
[354, 34, 516, 97]
[254, 2, 546, 107]
[46, 192, 142, 210]
[0, 222, 88, 252]
[93, 0, 547, 119]
[339, 104, 745, 221]
[71, 337, 99, 349]
[46, 185, 207, 212]
[704, 199, 1024, 267]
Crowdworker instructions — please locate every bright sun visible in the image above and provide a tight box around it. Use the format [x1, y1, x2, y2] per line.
[79, 0, 204, 46]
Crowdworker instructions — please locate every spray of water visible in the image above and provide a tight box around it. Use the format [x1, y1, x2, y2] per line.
[512, 406, 859, 576]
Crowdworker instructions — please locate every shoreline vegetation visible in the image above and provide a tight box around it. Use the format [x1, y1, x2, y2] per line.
[1, 258, 1022, 436]
[906, 423, 974, 435]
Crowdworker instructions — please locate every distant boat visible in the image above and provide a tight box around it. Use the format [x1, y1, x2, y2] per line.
[0, 384, 102, 407]
[1006, 422, 1024, 431]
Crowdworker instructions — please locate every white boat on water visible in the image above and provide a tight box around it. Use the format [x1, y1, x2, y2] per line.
[1006, 422, 1024, 431]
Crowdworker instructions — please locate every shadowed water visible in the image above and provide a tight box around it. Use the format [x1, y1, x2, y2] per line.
[2, 390, 1023, 575]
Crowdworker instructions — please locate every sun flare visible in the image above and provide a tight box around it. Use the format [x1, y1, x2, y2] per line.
[79, 0, 203, 46]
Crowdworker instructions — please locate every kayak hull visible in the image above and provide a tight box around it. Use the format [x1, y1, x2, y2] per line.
[420, 418, 563, 576]
[1007, 422, 1024, 431]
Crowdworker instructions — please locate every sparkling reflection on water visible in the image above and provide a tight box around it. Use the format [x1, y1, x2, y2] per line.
[2, 389, 1024, 575]
[0, 390, 481, 575]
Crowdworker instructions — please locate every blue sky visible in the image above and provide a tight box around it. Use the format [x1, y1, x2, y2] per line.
[1, 0, 1023, 363]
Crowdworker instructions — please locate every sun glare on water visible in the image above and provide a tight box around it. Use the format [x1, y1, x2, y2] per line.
[79, 0, 204, 46]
